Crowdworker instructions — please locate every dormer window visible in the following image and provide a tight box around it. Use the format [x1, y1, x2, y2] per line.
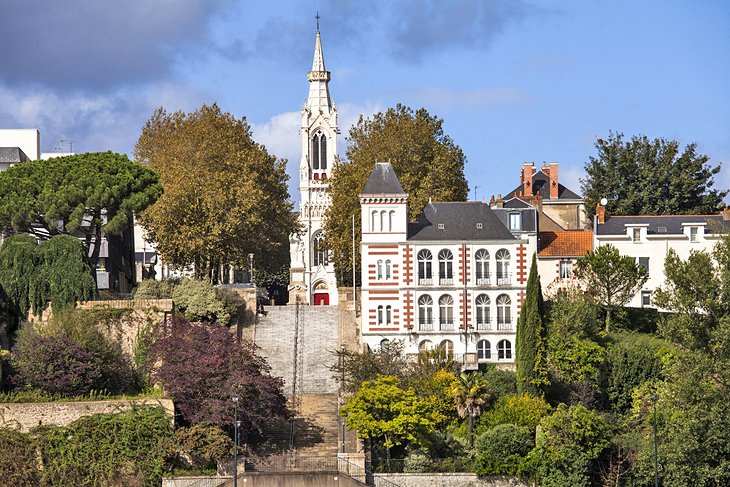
[509, 213, 522, 231]
[476, 223, 483, 229]
[689, 226, 698, 242]
[438, 223, 445, 230]
[632, 228, 641, 243]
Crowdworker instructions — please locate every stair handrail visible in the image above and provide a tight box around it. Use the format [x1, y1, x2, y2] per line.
[337, 456, 405, 487]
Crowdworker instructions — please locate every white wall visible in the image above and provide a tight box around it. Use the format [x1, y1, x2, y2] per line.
[0, 129, 40, 160]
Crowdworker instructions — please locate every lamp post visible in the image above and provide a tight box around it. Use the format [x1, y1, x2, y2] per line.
[248, 253, 255, 286]
[651, 395, 659, 487]
[232, 396, 239, 487]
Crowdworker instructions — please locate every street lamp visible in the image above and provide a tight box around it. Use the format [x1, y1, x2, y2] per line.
[232, 396, 240, 487]
[651, 395, 659, 487]
[248, 253, 255, 286]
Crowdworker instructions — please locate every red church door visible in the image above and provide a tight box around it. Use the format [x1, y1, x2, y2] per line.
[313, 293, 329, 306]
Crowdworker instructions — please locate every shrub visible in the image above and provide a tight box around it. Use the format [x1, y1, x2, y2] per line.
[172, 278, 242, 325]
[173, 424, 233, 469]
[478, 363, 517, 402]
[474, 424, 534, 476]
[0, 428, 40, 486]
[133, 279, 177, 299]
[479, 393, 551, 433]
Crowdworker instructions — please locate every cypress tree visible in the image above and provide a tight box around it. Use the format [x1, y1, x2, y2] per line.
[516, 254, 548, 396]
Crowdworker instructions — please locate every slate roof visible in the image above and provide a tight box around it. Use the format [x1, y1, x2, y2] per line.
[492, 205, 538, 233]
[361, 162, 406, 195]
[0, 147, 30, 164]
[505, 170, 581, 200]
[538, 231, 593, 257]
[407, 202, 517, 241]
[596, 215, 730, 236]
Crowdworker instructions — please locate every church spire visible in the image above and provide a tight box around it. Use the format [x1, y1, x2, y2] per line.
[307, 27, 332, 110]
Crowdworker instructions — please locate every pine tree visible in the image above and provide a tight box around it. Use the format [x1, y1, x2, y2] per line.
[516, 254, 548, 396]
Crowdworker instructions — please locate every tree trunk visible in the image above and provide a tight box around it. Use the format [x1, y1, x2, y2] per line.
[605, 308, 612, 333]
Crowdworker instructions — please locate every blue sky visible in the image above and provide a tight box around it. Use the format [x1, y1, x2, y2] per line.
[1, 0, 728, 205]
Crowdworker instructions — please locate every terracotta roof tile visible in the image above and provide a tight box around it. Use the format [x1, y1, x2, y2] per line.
[538, 231, 593, 257]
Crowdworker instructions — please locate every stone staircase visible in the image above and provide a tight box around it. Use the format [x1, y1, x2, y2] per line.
[252, 305, 342, 456]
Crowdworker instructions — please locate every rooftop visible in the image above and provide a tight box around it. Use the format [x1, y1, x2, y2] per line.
[538, 231, 593, 257]
[596, 214, 730, 236]
[408, 202, 517, 241]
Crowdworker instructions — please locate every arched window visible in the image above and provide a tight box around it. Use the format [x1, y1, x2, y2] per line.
[475, 294, 491, 329]
[313, 232, 329, 266]
[312, 132, 327, 171]
[380, 338, 389, 350]
[418, 295, 433, 330]
[475, 249, 490, 284]
[438, 249, 454, 284]
[389, 210, 395, 231]
[498, 339, 512, 360]
[439, 294, 454, 330]
[440, 339, 454, 358]
[377, 260, 383, 280]
[497, 294, 511, 329]
[496, 249, 511, 285]
[385, 260, 392, 280]
[418, 249, 432, 283]
[312, 133, 320, 170]
[477, 339, 491, 360]
[371, 210, 378, 232]
[377, 305, 384, 325]
[386, 305, 392, 325]
[419, 340, 434, 353]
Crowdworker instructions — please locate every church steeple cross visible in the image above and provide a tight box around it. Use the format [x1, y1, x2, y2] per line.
[315, 12, 320, 31]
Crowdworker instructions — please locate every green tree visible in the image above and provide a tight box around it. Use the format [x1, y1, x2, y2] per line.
[451, 372, 491, 448]
[324, 104, 468, 285]
[473, 424, 534, 477]
[136, 104, 297, 282]
[547, 336, 606, 407]
[0, 152, 161, 271]
[172, 278, 243, 326]
[574, 244, 647, 332]
[581, 132, 727, 219]
[479, 393, 551, 433]
[516, 255, 548, 396]
[331, 340, 409, 394]
[340, 375, 436, 457]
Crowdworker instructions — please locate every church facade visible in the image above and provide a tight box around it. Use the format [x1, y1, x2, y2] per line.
[288, 30, 339, 305]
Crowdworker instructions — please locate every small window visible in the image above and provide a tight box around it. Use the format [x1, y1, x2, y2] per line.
[438, 223, 445, 230]
[641, 290, 651, 307]
[386, 305, 392, 325]
[476, 223, 483, 229]
[632, 228, 641, 243]
[377, 305, 384, 325]
[658, 226, 667, 233]
[690, 226, 698, 242]
[559, 261, 573, 279]
[477, 339, 491, 360]
[638, 257, 649, 276]
[509, 213, 522, 231]
[385, 260, 392, 280]
[497, 339, 512, 360]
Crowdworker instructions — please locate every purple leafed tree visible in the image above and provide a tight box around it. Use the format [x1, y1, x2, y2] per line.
[149, 315, 289, 439]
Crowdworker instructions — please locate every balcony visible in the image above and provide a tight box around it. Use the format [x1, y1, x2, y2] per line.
[476, 319, 492, 331]
[439, 319, 455, 331]
[439, 278, 454, 286]
[496, 273, 512, 286]
[476, 274, 491, 286]
[418, 278, 433, 286]
[418, 319, 434, 332]
[497, 319, 513, 331]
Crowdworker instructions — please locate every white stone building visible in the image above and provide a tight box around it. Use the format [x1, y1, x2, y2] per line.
[359, 163, 538, 366]
[288, 29, 340, 306]
[593, 204, 730, 308]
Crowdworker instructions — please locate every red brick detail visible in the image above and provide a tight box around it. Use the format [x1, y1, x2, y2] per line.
[403, 245, 414, 285]
[516, 244, 528, 284]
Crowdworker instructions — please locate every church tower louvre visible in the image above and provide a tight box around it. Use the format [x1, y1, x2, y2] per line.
[288, 25, 339, 306]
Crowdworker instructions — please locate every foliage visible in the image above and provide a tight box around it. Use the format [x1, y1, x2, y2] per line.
[581, 131, 727, 219]
[473, 424, 534, 477]
[173, 424, 233, 469]
[547, 336, 606, 407]
[0, 152, 161, 270]
[408, 369, 459, 430]
[605, 332, 674, 414]
[654, 235, 730, 354]
[478, 363, 517, 401]
[172, 278, 243, 326]
[516, 255, 548, 396]
[136, 104, 297, 282]
[526, 404, 613, 487]
[324, 104, 468, 285]
[340, 375, 437, 451]
[331, 339, 409, 394]
[0, 427, 41, 485]
[547, 286, 600, 339]
[451, 372, 491, 448]
[149, 315, 289, 438]
[479, 393, 551, 434]
[133, 278, 177, 299]
[36, 406, 173, 486]
[575, 244, 647, 331]
[0, 234, 95, 317]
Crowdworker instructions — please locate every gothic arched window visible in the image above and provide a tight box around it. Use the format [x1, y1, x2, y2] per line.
[475, 249, 490, 283]
[418, 250, 432, 282]
[312, 132, 327, 171]
[313, 231, 329, 267]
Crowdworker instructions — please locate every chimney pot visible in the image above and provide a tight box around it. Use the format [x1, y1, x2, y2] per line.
[549, 162, 559, 199]
[596, 202, 606, 224]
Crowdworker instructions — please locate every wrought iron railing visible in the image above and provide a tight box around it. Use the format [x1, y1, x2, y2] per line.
[439, 319, 455, 331]
[496, 273, 512, 285]
[475, 319, 492, 331]
[439, 277, 454, 285]
[418, 319, 434, 331]
[418, 277, 432, 285]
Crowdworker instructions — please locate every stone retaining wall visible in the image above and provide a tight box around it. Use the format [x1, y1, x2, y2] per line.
[0, 398, 174, 432]
[375, 473, 529, 487]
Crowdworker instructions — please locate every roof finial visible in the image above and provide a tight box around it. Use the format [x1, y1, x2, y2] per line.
[315, 11, 320, 31]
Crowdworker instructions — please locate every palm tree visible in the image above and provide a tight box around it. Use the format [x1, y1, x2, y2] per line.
[451, 371, 491, 448]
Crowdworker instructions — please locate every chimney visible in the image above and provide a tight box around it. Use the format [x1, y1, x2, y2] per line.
[521, 163, 535, 197]
[596, 202, 606, 224]
[549, 162, 559, 199]
[489, 194, 495, 207]
[495, 193, 504, 209]
[722, 207, 730, 221]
